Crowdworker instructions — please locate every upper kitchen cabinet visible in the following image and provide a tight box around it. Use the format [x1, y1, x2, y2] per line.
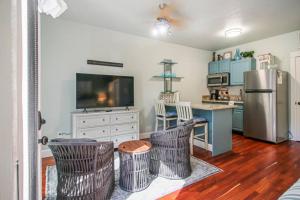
[219, 60, 230, 73]
[208, 61, 219, 74]
[230, 58, 256, 85]
[208, 59, 231, 74]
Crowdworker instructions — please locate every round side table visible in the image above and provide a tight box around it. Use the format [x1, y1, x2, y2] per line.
[118, 140, 152, 192]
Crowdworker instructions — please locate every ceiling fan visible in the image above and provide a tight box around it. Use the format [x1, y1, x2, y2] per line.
[152, 2, 183, 36]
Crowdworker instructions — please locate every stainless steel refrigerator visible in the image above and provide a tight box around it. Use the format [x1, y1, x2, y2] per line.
[244, 69, 288, 143]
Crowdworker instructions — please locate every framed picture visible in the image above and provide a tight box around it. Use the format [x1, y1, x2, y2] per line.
[223, 51, 232, 60]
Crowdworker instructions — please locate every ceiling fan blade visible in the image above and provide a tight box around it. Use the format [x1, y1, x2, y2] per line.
[168, 18, 183, 28]
[158, 3, 175, 19]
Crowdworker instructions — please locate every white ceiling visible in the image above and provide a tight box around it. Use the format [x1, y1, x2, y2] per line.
[61, 0, 300, 51]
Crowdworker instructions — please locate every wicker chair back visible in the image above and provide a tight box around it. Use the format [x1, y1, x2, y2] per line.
[48, 140, 114, 200]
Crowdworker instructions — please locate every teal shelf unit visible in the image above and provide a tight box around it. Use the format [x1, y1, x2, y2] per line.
[152, 76, 183, 81]
[153, 59, 183, 93]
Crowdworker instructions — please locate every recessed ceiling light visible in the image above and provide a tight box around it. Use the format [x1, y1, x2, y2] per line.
[225, 28, 242, 38]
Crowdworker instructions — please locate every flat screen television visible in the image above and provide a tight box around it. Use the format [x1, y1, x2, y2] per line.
[76, 73, 134, 109]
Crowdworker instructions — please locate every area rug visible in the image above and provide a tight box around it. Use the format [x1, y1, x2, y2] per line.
[45, 152, 222, 200]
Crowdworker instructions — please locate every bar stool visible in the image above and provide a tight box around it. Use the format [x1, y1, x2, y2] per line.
[176, 102, 208, 155]
[154, 100, 177, 131]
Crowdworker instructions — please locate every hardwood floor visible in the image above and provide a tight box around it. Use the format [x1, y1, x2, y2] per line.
[42, 134, 300, 199]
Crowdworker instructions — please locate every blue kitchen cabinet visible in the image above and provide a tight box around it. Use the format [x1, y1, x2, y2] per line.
[208, 61, 219, 74]
[219, 60, 230, 73]
[230, 58, 256, 85]
[232, 107, 244, 132]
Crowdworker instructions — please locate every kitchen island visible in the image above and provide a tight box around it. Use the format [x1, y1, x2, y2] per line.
[167, 103, 237, 156]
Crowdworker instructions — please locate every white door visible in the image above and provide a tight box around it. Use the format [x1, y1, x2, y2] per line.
[290, 51, 300, 140]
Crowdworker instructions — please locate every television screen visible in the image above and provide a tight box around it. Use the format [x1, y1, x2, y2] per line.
[76, 73, 134, 109]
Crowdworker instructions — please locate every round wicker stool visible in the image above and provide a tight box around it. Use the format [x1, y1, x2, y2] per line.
[118, 140, 152, 192]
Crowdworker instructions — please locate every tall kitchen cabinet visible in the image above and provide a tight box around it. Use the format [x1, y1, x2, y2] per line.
[230, 58, 256, 85]
[291, 51, 300, 141]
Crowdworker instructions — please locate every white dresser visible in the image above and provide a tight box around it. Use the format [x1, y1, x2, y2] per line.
[72, 109, 139, 148]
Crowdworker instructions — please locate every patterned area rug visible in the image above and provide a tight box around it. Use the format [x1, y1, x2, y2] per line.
[45, 152, 222, 200]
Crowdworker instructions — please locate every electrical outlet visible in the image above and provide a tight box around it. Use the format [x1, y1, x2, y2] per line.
[57, 132, 72, 138]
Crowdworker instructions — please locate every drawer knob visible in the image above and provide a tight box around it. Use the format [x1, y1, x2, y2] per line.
[116, 118, 118, 120]
[131, 116, 134, 119]
[102, 119, 105, 122]
[82, 121, 86, 123]
[83, 133, 86, 135]
[116, 128, 118, 131]
[132, 126, 134, 129]
[102, 130, 105, 133]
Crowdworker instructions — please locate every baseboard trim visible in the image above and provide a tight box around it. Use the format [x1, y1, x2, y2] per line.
[194, 139, 213, 152]
[41, 149, 52, 158]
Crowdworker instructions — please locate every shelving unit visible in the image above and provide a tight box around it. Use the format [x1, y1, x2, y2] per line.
[152, 76, 183, 81]
[152, 59, 183, 93]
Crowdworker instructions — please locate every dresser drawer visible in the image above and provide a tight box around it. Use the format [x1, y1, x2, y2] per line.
[112, 134, 137, 147]
[77, 115, 110, 128]
[77, 126, 110, 138]
[95, 137, 111, 142]
[111, 113, 137, 124]
[111, 123, 138, 136]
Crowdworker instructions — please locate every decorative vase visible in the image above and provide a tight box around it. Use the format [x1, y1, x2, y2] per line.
[234, 48, 242, 60]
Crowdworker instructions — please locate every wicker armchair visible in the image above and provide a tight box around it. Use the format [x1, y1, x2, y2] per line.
[48, 138, 114, 200]
[150, 122, 194, 179]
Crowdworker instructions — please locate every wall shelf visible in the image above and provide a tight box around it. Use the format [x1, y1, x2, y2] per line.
[152, 75, 183, 81]
[154, 59, 183, 93]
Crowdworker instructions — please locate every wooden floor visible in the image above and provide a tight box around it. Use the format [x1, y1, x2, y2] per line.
[42, 134, 300, 200]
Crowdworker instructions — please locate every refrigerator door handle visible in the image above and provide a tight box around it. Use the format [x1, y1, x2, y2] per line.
[245, 89, 273, 93]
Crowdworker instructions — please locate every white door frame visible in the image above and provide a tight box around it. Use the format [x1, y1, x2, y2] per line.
[290, 51, 300, 141]
[22, 0, 43, 199]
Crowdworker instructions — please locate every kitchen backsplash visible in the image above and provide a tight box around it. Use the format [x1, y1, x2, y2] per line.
[202, 95, 242, 101]
[228, 86, 243, 95]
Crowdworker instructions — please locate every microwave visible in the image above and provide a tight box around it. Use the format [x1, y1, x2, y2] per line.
[207, 73, 230, 87]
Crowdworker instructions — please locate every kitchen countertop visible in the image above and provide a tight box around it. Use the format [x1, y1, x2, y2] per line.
[202, 99, 244, 104]
[166, 103, 237, 110]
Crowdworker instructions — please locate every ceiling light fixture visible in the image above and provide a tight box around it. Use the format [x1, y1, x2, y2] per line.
[152, 18, 171, 37]
[225, 28, 242, 38]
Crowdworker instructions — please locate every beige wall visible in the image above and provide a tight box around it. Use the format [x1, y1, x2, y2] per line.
[0, 0, 18, 199]
[41, 16, 211, 143]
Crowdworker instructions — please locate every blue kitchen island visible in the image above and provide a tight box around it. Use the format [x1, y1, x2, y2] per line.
[167, 103, 236, 156]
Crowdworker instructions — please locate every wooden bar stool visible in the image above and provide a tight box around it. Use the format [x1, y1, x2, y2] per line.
[154, 100, 177, 131]
[175, 102, 208, 155]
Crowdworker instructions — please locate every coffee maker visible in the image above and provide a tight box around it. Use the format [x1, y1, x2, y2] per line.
[210, 89, 219, 100]
[210, 88, 229, 100]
